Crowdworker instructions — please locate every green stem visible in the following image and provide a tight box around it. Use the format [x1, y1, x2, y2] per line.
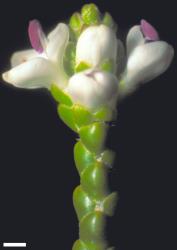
[72, 121, 118, 250]
[51, 85, 118, 249]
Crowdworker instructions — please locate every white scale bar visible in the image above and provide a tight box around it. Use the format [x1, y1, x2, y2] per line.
[3, 243, 26, 247]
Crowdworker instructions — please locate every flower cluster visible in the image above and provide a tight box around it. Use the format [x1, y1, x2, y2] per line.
[2, 4, 174, 110]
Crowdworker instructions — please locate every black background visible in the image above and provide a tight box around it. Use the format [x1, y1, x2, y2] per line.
[0, 0, 176, 249]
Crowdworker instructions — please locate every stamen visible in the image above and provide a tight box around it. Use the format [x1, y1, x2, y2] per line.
[141, 19, 159, 41]
[28, 19, 46, 53]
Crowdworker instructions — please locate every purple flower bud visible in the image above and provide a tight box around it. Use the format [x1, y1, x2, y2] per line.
[28, 19, 46, 53]
[141, 19, 159, 41]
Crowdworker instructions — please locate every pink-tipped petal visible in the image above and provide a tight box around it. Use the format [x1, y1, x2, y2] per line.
[141, 19, 159, 41]
[28, 19, 46, 53]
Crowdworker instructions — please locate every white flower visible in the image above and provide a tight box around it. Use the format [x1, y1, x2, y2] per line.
[2, 20, 119, 110]
[65, 69, 118, 109]
[2, 18, 174, 110]
[119, 20, 174, 97]
[76, 24, 118, 68]
[2, 20, 69, 89]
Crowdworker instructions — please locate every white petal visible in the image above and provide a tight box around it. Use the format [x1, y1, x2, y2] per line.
[66, 69, 118, 109]
[119, 41, 174, 97]
[11, 49, 38, 67]
[76, 25, 118, 67]
[126, 25, 145, 55]
[46, 23, 69, 64]
[2, 58, 58, 89]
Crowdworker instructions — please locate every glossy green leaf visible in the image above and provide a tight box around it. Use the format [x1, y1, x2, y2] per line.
[80, 122, 108, 154]
[73, 185, 95, 220]
[74, 141, 95, 175]
[51, 84, 73, 106]
[72, 240, 87, 250]
[72, 240, 107, 250]
[102, 192, 118, 216]
[93, 107, 114, 122]
[84, 242, 107, 250]
[99, 149, 115, 167]
[80, 211, 106, 242]
[57, 104, 77, 132]
[81, 162, 109, 199]
[73, 104, 93, 128]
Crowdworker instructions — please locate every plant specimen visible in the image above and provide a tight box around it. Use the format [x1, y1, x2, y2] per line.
[2, 4, 174, 250]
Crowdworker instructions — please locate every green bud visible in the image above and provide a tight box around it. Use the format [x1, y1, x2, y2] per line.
[73, 185, 95, 220]
[70, 12, 84, 36]
[102, 12, 116, 30]
[81, 162, 109, 199]
[80, 122, 108, 154]
[81, 3, 100, 25]
[50, 84, 73, 106]
[63, 42, 76, 76]
[57, 104, 77, 132]
[80, 211, 106, 242]
[75, 61, 91, 73]
[74, 141, 95, 175]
